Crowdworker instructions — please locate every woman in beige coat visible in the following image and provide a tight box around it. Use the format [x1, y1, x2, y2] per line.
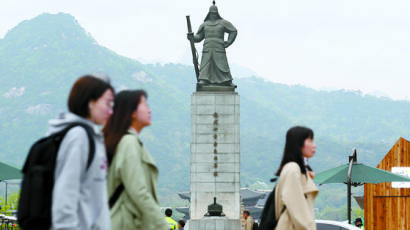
[274, 126, 319, 230]
[104, 90, 168, 230]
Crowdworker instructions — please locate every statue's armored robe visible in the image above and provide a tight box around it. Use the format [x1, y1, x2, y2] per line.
[197, 19, 237, 84]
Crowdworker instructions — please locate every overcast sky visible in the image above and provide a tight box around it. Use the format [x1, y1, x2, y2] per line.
[1, 0, 410, 100]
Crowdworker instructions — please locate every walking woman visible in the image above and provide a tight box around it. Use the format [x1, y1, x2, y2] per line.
[104, 90, 168, 230]
[49, 75, 114, 230]
[274, 126, 319, 230]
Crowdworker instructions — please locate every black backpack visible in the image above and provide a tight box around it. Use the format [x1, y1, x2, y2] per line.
[18, 123, 96, 230]
[258, 185, 286, 230]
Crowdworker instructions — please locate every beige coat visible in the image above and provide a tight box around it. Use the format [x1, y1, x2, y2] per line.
[275, 162, 319, 230]
[107, 129, 168, 230]
[244, 216, 254, 230]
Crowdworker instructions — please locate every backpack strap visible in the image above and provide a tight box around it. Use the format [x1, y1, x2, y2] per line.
[109, 183, 124, 209]
[83, 126, 95, 170]
[60, 122, 96, 170]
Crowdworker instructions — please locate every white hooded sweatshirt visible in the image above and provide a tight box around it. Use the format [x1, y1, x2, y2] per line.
[47, 112, 110, 230]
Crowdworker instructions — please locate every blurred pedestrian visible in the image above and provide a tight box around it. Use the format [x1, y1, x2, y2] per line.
[165, 208, 177, 230]
[50, 75, 114, 230]
[274, 126, 319, 230]
[177, 219, 185, 229]
[354, 217, 364, 229]
[104, 90, 168, 230]
[243, 210, 254, 230]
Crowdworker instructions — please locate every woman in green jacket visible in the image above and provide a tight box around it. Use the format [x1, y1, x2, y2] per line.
[104, 90, 168, 230]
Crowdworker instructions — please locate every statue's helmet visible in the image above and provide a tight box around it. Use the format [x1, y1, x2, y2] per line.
[204, 4, 223, 21]
[209, 5, 218, 13]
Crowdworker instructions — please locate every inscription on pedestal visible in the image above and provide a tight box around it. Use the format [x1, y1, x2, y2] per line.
[213, 112, 218, 177]
[190, 92, 240, 220]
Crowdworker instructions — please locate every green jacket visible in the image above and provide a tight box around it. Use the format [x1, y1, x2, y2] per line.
[107, 129, 168, 230]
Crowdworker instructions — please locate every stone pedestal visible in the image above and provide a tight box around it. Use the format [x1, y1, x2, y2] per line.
[190, 91, 240, 222]
[189, 217, 242, 230]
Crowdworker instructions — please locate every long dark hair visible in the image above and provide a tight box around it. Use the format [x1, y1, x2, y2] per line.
[275, 126, 314, 176]
[104, 90, 147, 164]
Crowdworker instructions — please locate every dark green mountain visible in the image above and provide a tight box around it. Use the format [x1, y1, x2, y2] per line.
[1, 13, 409, 217]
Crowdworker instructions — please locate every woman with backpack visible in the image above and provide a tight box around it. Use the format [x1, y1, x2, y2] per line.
[48, 75, 114, 230]
[274, 126, 319, 230]
[104, 90, 169, 230]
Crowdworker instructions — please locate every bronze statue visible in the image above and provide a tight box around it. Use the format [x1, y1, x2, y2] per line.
[187, 1, 238, 90]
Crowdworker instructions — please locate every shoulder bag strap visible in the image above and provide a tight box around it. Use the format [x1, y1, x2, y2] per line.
[109, 183, 124, 209]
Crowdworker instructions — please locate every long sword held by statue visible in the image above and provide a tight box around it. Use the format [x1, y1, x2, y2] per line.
[186, 15, 200, 81]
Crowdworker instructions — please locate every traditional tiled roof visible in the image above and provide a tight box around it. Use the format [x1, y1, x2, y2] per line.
[240, 188, 267, 200]
[178, 188, 267, 201]
[178, 191, 191, 201]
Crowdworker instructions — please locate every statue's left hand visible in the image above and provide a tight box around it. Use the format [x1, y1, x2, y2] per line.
[224, 41, 230, 48]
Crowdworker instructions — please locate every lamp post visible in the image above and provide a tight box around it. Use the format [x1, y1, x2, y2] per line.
[347, 149, 357, 224]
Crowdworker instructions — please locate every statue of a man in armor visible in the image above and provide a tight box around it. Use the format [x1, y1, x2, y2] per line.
[187, 3, 238, 88]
